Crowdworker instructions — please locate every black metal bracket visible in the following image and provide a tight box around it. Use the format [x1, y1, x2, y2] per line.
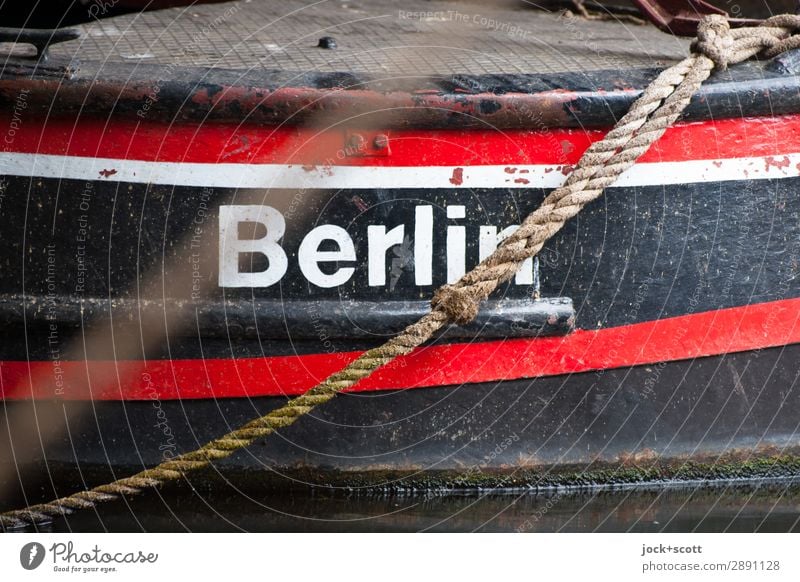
[0, 295, 575, 340]
[0, 27, 81, 62]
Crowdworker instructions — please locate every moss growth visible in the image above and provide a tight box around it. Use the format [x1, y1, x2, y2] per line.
[32, 453, 800, 497]
[174, 452, 800, 493]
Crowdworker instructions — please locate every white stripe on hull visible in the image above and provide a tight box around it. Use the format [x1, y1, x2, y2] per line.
[1, 152, 799, 189]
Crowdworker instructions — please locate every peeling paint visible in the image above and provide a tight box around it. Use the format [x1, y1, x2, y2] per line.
[765, 155, 791, 172]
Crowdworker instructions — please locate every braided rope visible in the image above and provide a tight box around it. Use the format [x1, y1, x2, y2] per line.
[3, 14, 800, 530]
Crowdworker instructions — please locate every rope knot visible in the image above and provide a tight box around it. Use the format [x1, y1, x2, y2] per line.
[693, 15, 733, 70]
[431, 284, 480, 326]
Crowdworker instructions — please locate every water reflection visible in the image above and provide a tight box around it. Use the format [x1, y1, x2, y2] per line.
[26, 478, 800, 532]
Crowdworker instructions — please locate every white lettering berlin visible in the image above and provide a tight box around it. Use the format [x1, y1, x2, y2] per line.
[218, 204, 533, 288]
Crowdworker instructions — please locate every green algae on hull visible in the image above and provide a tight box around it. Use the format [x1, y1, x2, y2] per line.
[170, 451, 800, 493]
[9, 451, 800, 505]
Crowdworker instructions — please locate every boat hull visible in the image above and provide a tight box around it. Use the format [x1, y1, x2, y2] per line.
[2, 156, 800, 482]
[2, 45, 800, 486]
[3, 344, 800, 488]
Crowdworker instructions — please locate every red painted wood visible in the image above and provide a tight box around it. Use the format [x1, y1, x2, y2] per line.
[1, 114, 799, 167]
[2, 298, 799, 401]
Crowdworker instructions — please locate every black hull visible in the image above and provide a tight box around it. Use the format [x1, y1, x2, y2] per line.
[4, 344, 800, 490]
[2, 0, 800, 492]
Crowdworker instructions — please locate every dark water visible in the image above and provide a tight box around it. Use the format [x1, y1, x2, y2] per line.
[11, 478, 800, 533]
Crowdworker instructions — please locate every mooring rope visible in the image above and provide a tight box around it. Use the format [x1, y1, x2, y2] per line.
[3, 14, 800, 530]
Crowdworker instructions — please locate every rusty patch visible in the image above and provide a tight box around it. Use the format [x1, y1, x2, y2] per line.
[764, 155, 791, 172]
[0, 62, 581, 129]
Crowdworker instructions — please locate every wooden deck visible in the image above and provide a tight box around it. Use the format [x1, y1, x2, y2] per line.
[45, 0, 693, 74]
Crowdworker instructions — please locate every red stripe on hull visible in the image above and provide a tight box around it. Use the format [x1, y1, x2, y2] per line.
[2, 298, 799, 401]
[1, 114, 799, 167]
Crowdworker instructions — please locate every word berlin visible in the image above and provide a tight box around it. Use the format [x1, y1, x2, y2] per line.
[218, 204, 533, 288]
